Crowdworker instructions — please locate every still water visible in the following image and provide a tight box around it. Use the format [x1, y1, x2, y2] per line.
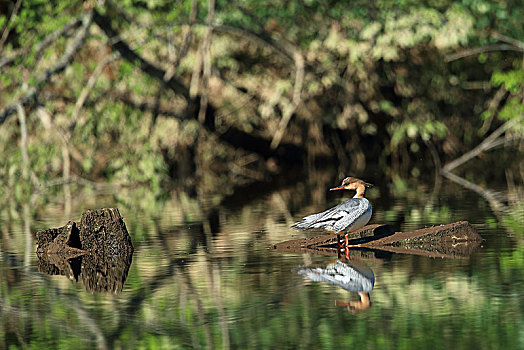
[1, 173, 523, 349]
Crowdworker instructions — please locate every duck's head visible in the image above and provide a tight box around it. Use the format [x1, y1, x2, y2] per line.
[329, 177, 373, 192]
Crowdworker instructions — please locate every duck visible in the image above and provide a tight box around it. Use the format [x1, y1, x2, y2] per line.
[291, 177, 373, 250]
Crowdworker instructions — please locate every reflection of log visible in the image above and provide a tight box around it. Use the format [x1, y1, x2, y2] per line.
[80, 253, 133, 293]
[36, 208, 133, 293]
[272, 221, 482, 259]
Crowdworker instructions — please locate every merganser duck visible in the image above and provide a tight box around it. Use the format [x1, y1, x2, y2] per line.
[291, 177, 373, 250]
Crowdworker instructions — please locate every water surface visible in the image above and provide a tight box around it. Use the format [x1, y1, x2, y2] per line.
[1, 175, 523, 349]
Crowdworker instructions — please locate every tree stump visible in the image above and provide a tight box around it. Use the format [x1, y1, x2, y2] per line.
[36, 208, 134, 293]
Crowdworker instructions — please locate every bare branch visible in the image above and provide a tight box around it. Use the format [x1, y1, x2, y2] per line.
[92, 10, 304, 162]
[443, 117, 521, 172]
[171, 0, 197, 72]
[92, 10, 190, 100]
[444, 44, 523, 62]
[441, 170, 506, 214]
[36, 106, 90, 180]
[69, 53, 120, 133]
[492, 31, 524, 50]
[109, 91, 190, 119]
[270, 50, 305, 149]
[16, 104, 30, 181]
[479, 86, 508, 135]
[197, 0, 216, 123]
[214, 24, 294, 64]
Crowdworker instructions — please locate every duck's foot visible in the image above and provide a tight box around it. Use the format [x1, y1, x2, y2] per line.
[345, 233, 350, 260]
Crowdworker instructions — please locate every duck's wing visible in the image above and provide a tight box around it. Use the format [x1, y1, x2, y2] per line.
[291, 199, 366, 231]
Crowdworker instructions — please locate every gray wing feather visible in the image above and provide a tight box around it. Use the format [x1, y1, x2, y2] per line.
[291, 199, 366, 232]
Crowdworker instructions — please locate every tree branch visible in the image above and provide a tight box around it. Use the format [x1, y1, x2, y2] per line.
[0, 11, 93, 124]
[492, 31, 524, 50]
[69, 53, 120, 133]
[441, 170, 506, 214]
[92, 9, 305, 163]
[443, 118, 521, 172]
[0, 16, 82, 69]
[0, 0, 23, 52]
[444, 44, 523, 62]
[108, 90, 190, 119]
[270, 50, 304, 149]
[16, 104, 30, 181]
[197, 0, 216, 123]
[92, 10, 190, 100]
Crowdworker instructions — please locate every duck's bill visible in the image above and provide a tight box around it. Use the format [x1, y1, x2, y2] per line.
[329, 186, 345, 191]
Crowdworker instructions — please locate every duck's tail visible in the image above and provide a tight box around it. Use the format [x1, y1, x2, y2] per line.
[290, 212, 325, 230]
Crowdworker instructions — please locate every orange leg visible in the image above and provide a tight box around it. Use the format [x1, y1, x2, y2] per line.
[345, 233, 350, 260]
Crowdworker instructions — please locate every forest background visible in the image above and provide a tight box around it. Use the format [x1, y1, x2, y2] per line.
[0, 0, 523, 198]
[1, 1, 524, 348]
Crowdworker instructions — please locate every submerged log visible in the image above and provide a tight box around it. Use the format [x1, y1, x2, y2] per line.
[36, 208, 133, 293]
[272, 221, 482, 259]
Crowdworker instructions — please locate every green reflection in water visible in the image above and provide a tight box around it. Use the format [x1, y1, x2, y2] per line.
[0, 176, 523, 349]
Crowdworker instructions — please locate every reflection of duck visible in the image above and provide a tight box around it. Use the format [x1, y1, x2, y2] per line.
[291, 177, 373, 253]
[335, 293, 371, 314]
[298, 258, 375, 313]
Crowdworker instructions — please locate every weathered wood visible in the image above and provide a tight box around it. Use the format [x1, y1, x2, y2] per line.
[272, 224, 392, 251]
[36, 208, 133, 255]
[364, 221, 481, 246]
[272, 221, 482, 259]
[79, 208, 134, 255]
[36, 221, 86, 257]
[36, 208, 134, 293]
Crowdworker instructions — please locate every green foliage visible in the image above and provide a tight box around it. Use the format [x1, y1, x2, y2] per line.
[0, 0, 523, 190]
[391, 120, 448, 146]
[498, 97, 524, 123]
[492, 68, 524, 94]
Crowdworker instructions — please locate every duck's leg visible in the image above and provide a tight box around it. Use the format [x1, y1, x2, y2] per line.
[337, 234, 345, 258]
[345, 232, 350, 260]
